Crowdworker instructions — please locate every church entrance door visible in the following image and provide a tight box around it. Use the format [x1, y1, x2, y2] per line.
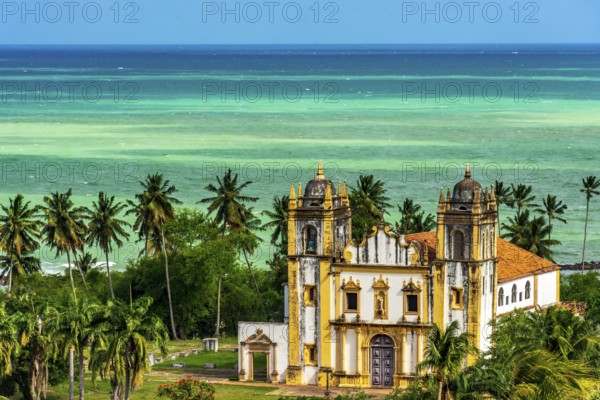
[370, 334, 394, 387]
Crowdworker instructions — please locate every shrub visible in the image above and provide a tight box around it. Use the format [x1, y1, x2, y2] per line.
[334, 390, 375, 400]
[157, 376, 215, 400]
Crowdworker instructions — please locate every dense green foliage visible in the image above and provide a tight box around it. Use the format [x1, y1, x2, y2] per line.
[562, 271, 600, 327]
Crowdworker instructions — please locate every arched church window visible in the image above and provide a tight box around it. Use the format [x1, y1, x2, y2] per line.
[498, 287, 504, 306]
[525, 281, 531, 300]
[304, 225, 317, 254]
[511, 284, 517, 303]
[451, 230, 465, 259]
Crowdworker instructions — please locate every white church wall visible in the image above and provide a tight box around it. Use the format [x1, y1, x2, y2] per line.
[346, 329, 357, 374]
[479, 260, 495, 353]
[497, 275, 535, 314]
[345, 228, 418, 266]
[303, 366, 318, 385]
[537, 271, 558, 307]
[304, 306, 317, 343]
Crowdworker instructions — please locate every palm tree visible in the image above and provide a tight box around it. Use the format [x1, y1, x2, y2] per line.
[198, 169, 258, 237]
[395, 199, 435, 234]
[261, 195, 289, 247]
[85, 192, 131, 299]
[10, 294, 56, 400]
[200, 171, 263, 327]
[100, 297, 168, 400]
[509, 349, 596, 400]
[130, 174, 181, 339]
[350, 174, 392, 217]
[0, 303, 18, 377]
[494, 181, 513, 235]
[502, 211, 560, 261]
[416, 320, 478, 400]
[349, 175, 392, 241]
[39, 189, 87, 295]
[580, 176, 600, 271]
[535, 194, 567, 242]
[510, 183, 537, 214]
[0, 194, 41, 292]
[50, 296, 106, 400]
[126, 196, 153, 258]
[74, 252, 98, 276]
[0, 252, 41, 281]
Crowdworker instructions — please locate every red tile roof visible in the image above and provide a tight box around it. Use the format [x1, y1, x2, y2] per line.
[404, 231, 560, 283]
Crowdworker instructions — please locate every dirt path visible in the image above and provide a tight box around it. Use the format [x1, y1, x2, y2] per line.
[147, 370, 395, 398]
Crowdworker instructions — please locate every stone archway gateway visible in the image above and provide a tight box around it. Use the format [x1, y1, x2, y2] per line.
[370, 334, 394, 387]
[239, 328, 279, 383]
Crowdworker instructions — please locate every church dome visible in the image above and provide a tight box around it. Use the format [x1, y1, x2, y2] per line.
[452, 164, 481, 202]
[304, 161, 336, 197]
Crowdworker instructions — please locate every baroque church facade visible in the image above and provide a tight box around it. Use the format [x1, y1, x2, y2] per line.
[237, 162, 560, 388]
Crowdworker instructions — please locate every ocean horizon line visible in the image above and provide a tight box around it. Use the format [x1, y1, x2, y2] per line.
[2, 42, 600, 53]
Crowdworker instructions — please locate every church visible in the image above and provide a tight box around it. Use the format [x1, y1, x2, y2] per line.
[237, 162, 560, 388]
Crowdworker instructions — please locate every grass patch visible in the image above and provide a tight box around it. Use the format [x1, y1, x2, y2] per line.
[41, 375, 274, 400]
[155, 350, 240, 370]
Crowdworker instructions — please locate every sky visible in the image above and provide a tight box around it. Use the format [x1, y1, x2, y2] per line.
[1, 0, 600, 45]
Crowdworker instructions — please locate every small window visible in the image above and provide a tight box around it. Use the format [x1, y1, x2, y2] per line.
[342, 277, 361, 315]
[498, 287, 504, 306]
[346, 292, 358, 311]
[483, 276, 486, 295]
[519, 292, 523, 302]
[406, 295, 418, 312]
[525, 281, 531, 300]
[511, 284, 517, 303]
[490, 277, 494, 293]
[451, 287, 464, 310]
[304, 285, 317, 306]
[305, 345, 317, 365]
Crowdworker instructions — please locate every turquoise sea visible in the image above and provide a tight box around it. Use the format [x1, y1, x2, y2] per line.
[1, 44, 599, 272]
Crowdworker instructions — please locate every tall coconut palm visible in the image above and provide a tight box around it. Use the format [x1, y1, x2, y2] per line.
[198, 169, 258, 237]
[510, 183, 537, 214]
[85, 192, 131, 299]
[200, 170, 262, 326]
[0, 194, 42, 293]
[494, 181, 513, 235]
[0, 303, 18, 377]
[580, 176, 600, 271]
[50, 296, 106, 400]
[261, 195, 289, 247]
[101, 297, 168, 400]
[535, 194, 567, 242]
[130, 174, 181, 339]
[39, 189, 87, 295]
[10, 294, 56, 400]
[416, 320, 478, 400]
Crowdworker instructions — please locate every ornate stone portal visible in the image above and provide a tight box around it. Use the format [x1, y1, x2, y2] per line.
[239, 328, 279, 383]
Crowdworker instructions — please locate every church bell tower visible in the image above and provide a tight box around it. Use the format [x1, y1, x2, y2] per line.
[433, 164, 498, 361]
[286, 161, 352, 385]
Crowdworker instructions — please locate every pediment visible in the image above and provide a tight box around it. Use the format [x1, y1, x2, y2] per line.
[343, 224, 422, 266]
